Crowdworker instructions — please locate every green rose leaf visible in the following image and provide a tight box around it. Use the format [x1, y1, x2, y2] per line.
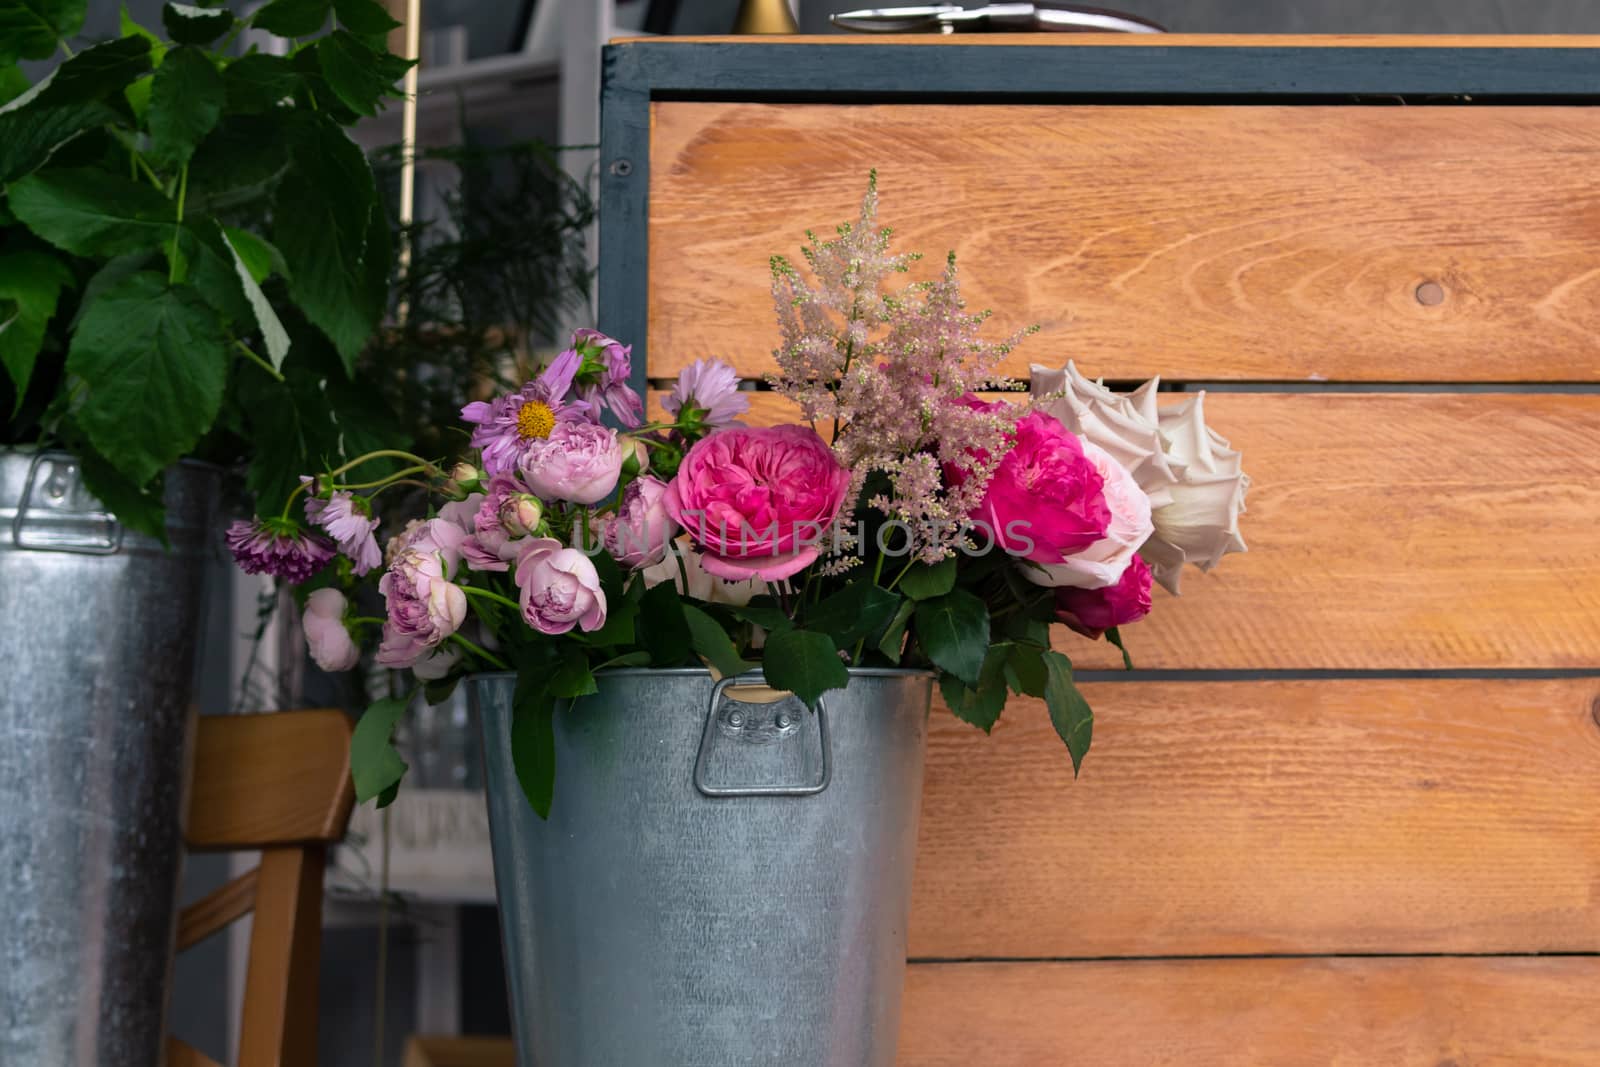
[549, 646, 598, 699]
[761, 628, 847, 711]
[8, 167, 172, 257]
[148, 45, 224, 166]
[220, 53, 298, 114]
[682, 602, 755, 680]
[638, 579, 692, 667]
[1041, 650, 1093, 775]
[250, 0, 330, 37]
[274, 114, 378, 371]
[913, 588, 990, 687]
[897, 556, 957, 600]
[876, 597, 915, 662]
[219, 224, 289, 370]
[161, 2, 232, 44]
[806, 581, 902, 651]
[0, 249, 73, 402]
[314, 29, 410, 117]
[77, 443, 166, 541]
[1105, 626, 1135, 670]
[66, 272, 227, 485]
[726, 598, 793, 633]
[333, 0, 399, 35]
[350, 694, 409, 805]
[510, 673, 556, 819]
[0, 0, 87, 63]
[1003, 641, 1048, 698]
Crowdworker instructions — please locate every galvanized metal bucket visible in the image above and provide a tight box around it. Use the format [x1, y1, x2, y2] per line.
[473, 667, 933, 1067]
[0, 449, 219, 1067]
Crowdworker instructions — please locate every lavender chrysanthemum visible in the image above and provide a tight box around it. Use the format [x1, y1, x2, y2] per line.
[460, 349, 592, 474]
[305, 490, 382, 575]
[226, 518, 335, 583]
[664, 358, 748, 427]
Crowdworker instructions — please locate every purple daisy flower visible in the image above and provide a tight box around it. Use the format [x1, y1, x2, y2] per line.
[305, 490, 382, 576]
[663, 358, 748, 428]
[226, 518, 335, 583]
[460, 349, 592, 475]
[570, 328, 644, 428]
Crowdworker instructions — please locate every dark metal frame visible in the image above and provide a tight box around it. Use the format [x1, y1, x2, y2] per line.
[598, 39, 1600, 400]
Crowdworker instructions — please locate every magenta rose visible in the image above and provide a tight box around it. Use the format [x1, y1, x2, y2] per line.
[663, 424, 851, 582]
[973, 411, 1110, 564]
[375, 518, 469, 669]
[601, 475, 677, 569]
[519, 420, 625, 505]
[1054, 554, 1153, 639]
[514, 537, 607, 635]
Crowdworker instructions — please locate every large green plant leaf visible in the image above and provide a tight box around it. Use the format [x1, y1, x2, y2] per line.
[638, 579, 692, 667]
[220, 53, 297, 114]
[912, 588, 990, 686]
[148, 45, 223, 165]
[0, 0, 87, 63]
[314, 30, 409, 117]
[897, 556, 957, 600]
[66, 271, 227, 485]
[174, 219, 251, 324]
[162, 2, 232, 44]
[0, 249, 73, 402]
[188, 114, 293, 213]
[274, 114, 377, 371]
[681, 602, 755, 680]
[0, 38, 151, 181]
[511, 671, 556, 819]
[333, 0, 398, 34]
[1041, 650, 1093, 775]
[219, 224, 289, 370]
[762, 629, 847, 710]
[77, 442, 165, 540]
[806, 580, 902, 651]
[250, 0, 329, 36]
[8, 167, 172, 258]
[351, 694, 409, 805]
[939, 643, 1010, 733]
[0, 99, 115, 183]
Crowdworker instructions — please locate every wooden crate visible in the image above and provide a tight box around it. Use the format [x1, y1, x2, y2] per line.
[600, 36, 1600, 1065]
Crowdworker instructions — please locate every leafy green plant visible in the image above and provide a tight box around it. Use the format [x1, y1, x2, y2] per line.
[0, 0, 412, 535]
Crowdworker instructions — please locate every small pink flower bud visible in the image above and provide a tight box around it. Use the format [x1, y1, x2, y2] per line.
[621, 438, 650, 476]
[500, 494, 544, 537]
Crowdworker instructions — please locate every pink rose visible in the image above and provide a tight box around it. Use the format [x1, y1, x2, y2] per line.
[376, 519, 469, 669]
[461, 473, 534, 573]
[973, 411, 1110, 564]
[1054, 554, 1153, 639]
[1024, 439, 1153, 590]
[602, 476, 677, 569]
[514, 537, 607, 635]
[303, 588, 360, 672]
[663, 424, 851, 582]
[519, 420, 625, 505]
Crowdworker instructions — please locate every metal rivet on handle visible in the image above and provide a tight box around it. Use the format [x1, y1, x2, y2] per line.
[727, 710, 745, 728]
[775, 712, 793, 730]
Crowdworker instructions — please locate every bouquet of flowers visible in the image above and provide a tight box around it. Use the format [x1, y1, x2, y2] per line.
[228, 177, 1248, 815]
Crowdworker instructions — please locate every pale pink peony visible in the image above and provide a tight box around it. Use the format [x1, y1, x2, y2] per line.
[302, 588, 360, 672]
[970, 411, 1110, 565]
[514, 537, 607, 635]
[663, 424, 851, 582]
[461, 474, 532, 573]
[1023, 439, 1153, 590]
[601, 476, 677, 569]
[518, 420, 625, 505]
[375, 519, 469, 669]
[1054, 554, 1153, 639]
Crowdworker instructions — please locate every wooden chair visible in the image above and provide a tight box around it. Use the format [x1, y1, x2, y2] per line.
[166, 710, 356, 1067]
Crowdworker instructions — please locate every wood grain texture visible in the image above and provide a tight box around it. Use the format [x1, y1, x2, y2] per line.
[897, 957, 1600, 1066]
[239, 846, 326, 1067]
[648, 103, 1600, 382]
[166, 1038, 224, 1067]
[908, 679, 1600, 958]
[186, 709, 356, 850]
[403, 1036, 518, 1067]
[650, 390, 1600, 670]
[176, 869, 259, 952]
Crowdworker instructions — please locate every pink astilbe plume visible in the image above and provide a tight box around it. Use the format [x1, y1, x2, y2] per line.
[769, 174, 1031, 564]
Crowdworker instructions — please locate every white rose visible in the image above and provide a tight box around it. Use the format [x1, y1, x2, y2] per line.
[1142, 391, 1248, 593]
[1031, 363, 1248, 594]
[1024, 439, 1153, 590]
[640, 536, 763, 607]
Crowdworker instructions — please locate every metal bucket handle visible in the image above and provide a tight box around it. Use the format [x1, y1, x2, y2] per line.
[11, 451, 125, 555]
[693, 677, 832, 798]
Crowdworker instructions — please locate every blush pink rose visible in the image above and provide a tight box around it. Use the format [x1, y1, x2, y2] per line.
[519, 420, 625, 505]
[973, 411, 1110, 564]
[663, 424, 851, 582]
[515, 537, 607, 635]
[375, 519, 469, 669]
[1024, 439, 1153, 590]
[303, 588, 360, 672]
[461, 473, 535, 573]
[1054, 554, 1153, 639]
[602, 475, 677, 569]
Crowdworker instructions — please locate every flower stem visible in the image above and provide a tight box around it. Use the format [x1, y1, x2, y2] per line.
[234, 340, 284, 382]
[167, 163, 188, 285]
[450, 632, 510, 671]
[347, 616, 387, 627]
[325, 450, 441, 479]
[330, 465, 431, 491]
[884, 558, 916, 592]
[462, 585, 521, 612]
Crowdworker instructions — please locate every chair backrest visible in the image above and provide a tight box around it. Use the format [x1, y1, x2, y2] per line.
[167, 709, 356, 1067]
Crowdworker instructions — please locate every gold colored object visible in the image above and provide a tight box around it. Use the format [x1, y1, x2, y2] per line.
[732, 0, 799, 34]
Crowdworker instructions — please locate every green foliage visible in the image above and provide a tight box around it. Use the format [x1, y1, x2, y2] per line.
[0, 1, 411, 529]
[912, 588, 989, 686]
[682, 602, 755, 680]
[805, 581, 901, 650]
[638, 579, 692, 666]
[1041, 650, 1093, 775]
[761, 628, 847, 710]
[896, 556, 957, 600]
[511, 670, 556, 818]
[351, 693, 410, 806]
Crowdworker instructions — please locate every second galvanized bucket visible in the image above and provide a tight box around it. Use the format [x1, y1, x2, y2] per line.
[473, 667, 932, 1067]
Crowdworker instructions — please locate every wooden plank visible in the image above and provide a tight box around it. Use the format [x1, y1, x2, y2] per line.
[908, 679, 1600, 959]
[649, 391, 1600, 671]
[898, 957, 1600, 1066]
[404, 1036, 518, 1067]
[648, 103, 1600, 382]
[176, 868, 259, 952]
[626, 34, 1600, 47]
[187, 710, 356, 850]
